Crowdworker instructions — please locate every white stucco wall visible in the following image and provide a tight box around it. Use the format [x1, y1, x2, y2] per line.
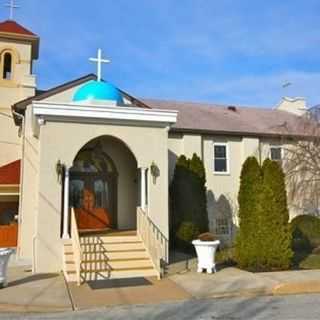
[21, 116, 169, 273]
[168, 132, 300, 245]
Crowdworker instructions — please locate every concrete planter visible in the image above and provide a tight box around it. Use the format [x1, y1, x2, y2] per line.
[0, 248, 13, 287]
[192, 240, 220, 273]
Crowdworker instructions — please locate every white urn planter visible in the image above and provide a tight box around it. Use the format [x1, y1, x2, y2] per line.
[192, 239, 220, 273]
[0, 248, 13, 287]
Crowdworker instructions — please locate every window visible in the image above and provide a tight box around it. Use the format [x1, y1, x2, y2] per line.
[270, 146, 282, 162]
[2, 52, 12, 80]
[215, 217, 229, 235]
[214, 143, 229, 173]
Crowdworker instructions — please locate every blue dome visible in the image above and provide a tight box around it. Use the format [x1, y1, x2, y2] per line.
[73, 80, 123, 104]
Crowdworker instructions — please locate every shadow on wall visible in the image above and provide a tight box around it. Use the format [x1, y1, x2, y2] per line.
[168, 150, 178, 182]
[207, 190, 238, 246]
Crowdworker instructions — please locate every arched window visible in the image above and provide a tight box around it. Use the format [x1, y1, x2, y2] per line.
[71, 143, 117, 174]
[2, 52, 12, 80]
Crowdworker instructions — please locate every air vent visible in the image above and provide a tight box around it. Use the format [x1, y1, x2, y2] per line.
[227, 106, 237, 112]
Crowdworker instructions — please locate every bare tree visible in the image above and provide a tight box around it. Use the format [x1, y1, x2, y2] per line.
[278, 112, 320, 217]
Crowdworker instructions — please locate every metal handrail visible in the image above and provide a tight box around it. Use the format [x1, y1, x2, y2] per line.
[137, 207, 168, 278]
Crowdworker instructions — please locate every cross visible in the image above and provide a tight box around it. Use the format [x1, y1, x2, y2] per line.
[5, 0, 20, 20]
[89, 49, 110, 82]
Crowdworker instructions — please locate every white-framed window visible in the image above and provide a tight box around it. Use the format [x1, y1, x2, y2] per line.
[215, 217, 230, 235]
[270, 146, 282, 162]
[213, 143, 229, 174]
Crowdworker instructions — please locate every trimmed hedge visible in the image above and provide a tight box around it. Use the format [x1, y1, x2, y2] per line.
[291, 215, 320, 250]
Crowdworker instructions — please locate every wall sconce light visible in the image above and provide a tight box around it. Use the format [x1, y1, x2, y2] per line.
[56, 160, 64, 183]
[150, 161, 160, 184]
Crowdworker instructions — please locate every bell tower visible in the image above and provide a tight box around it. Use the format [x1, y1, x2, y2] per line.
[0, 20, 39, 110]
[0, 19, 39, 166]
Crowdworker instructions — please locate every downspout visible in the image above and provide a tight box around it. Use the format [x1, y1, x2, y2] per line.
[12, 110, 25, 260]
[12, 110, 37, 273]
[258, 140, 262, 166]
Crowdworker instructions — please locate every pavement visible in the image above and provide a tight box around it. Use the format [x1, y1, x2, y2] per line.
[0, 266, 72, 313]
[1, 294, 320, 319]
[170, 267, 278, 298]
[67, 276, 191, 310]
[2, 265, 320, 313]
[170, 267, 320, 299]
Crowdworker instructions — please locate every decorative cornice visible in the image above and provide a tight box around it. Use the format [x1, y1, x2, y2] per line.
[32, 101, 178, 137]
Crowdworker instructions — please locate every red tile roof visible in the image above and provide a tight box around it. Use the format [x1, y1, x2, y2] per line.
[0, 20, 36, 36]
[0, 160, 21, 185]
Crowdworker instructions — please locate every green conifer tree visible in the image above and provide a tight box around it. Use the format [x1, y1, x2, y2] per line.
[259, 159, 293, 270]
[170, 154, 209, 249]
[235, 156, 263, 269]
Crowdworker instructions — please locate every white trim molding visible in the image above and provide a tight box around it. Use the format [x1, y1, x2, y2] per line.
[213, 142, 230, 175]
[32, 101, 178, 136]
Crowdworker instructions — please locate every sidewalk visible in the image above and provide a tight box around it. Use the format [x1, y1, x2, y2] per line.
[0, 266, 72, 313]
[1, 265, 320, 313]
[169, 267, 320, 299]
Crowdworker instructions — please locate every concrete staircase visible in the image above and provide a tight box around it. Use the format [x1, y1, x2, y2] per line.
[63, 231, 159, 283]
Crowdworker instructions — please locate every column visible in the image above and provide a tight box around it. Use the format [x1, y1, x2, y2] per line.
[140, 167, 146, 211]
[62, 167, 70, 239]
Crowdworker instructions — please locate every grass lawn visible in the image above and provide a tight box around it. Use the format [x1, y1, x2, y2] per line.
[293, 251, 320, 270]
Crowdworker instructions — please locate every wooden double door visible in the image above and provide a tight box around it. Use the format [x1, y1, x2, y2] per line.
[70, 173, 117, 231]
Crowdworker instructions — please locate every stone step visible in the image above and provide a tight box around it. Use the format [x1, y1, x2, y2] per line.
[82, 268, 159, 281]
[85, 250, 149, 260]
[63, 234, 158, 282]
[82, 259, 154, 270]
[65, 259, 153, 271]
[80, 235, 140, 244]
[80, 242, 145, 252]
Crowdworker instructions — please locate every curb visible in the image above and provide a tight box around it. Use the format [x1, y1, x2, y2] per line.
[272, 281, 320, 296]
[0, 303, 72, 314]
[201, 281, 320, 300]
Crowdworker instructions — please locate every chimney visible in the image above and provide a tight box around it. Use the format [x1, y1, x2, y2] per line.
[276, 97, 307, 116]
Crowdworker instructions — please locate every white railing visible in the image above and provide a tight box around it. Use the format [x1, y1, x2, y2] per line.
[137, 207, 168, 279]
[71, 208, 82, 286]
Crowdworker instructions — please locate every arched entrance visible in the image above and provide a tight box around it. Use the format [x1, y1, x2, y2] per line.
[70, 139, 118, 231]
[69, 136, 138, 232]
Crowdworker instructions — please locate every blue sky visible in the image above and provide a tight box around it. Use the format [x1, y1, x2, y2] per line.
[1, 0, 320, 107]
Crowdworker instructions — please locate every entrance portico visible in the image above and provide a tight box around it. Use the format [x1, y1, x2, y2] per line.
[18, 97, 177, 275]
[16, 48, 177, 279]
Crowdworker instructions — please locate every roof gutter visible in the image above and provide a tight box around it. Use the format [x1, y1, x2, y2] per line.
[169, 127, 311, 140]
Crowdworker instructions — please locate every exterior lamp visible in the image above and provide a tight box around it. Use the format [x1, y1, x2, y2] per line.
[56, 160, 64, 183]
[150, 161, 160, 184]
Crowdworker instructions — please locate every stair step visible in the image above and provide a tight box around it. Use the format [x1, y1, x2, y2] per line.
[79, 250, 148, 262]
[80, 236, 140, 244]
[63, 233, 159, 283]
[81, 249, 146, 256]
[81, 242, 145, 252]
[67, 257, 149, 264]
[81, 259, 154, 270]
[64, 245, 73, 254]
[66, 263, 155, 274]
[82, 268, 159, 281]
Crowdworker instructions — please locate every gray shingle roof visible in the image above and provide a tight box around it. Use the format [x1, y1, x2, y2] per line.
[142, 98, 308, 138]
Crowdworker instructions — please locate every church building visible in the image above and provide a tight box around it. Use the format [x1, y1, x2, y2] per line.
[0, 19, 309, 284]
